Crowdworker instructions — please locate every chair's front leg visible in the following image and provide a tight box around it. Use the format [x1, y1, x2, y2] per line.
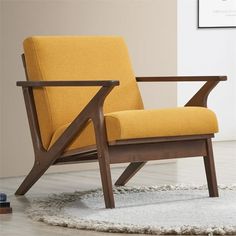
[15, 150, 54, 195]
[92, 110, 115, 209]
[203, 138, 219, 197]
[15, 87, 52, 195]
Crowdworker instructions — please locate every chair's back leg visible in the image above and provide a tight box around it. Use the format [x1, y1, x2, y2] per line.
[203, 138, 219, 197]
[115, 162, 146, 186]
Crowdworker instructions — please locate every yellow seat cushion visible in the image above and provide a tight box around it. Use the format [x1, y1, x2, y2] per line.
[49, 107, 218, 151]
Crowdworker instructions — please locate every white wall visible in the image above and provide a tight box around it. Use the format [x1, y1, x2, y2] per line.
[0, 0, 177, 178]
[177, 0, 236, 141]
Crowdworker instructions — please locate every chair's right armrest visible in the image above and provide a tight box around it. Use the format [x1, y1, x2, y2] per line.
[136, 76, 227, 82]
[136, 76, 227, 107]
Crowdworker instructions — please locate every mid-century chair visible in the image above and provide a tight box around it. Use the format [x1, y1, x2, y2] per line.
[16, 36, 226, 208]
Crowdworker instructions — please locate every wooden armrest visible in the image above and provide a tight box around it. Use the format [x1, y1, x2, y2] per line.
[20, 82, 116, 155]
[136, 76, 227, 82]
[136, 75, 227, 107]
[16, 80, 120, 88]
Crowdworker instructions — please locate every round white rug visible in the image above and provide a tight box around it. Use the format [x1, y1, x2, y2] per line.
[27, 184, 236, 235]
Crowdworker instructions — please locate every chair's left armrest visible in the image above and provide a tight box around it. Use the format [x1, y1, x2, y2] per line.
[136, 76, 227, 107]
[16, 80, 119, 87]
[16, 80, 119, 155]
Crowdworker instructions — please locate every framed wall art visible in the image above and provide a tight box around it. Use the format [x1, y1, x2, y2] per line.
[198, 0, 236, 28]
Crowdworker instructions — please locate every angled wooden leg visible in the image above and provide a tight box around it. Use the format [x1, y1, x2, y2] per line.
[115, 162, 147, 186]
[15, 86, 52, 196]
[15, 161, 50, 195]
[203, 139, 219, 197]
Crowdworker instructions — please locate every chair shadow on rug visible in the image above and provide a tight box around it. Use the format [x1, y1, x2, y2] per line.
[16, 36, 227, 208]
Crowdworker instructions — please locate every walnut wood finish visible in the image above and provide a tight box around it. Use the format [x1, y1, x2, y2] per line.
[17, 80, 119, 87]
[204, 139, 219, 197]
[115, 162, 146, 186]
[109, 139, 208, 164]
[16, 54, 225, 208]
[109, 134, 214, 146]
[137, 76, 226, 107]
[185, 80, 220, 107]
[136, 76, 227, 82]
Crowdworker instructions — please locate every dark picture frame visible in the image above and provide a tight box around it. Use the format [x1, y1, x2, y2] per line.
[198, 0, 236, 28]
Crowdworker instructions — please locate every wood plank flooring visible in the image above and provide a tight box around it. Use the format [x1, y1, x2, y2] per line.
[0, 141, 235, 236]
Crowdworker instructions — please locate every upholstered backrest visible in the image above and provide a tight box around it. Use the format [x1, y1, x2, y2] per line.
[23, 36, 144, 149]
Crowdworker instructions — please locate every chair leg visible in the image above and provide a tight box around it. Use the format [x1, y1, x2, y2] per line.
[92, 111, 115, 209]
[15, 161, 50, 195]
[98, 155, 115, 208]
[203, 139, 219, 197]
[115, 162, 146, 186]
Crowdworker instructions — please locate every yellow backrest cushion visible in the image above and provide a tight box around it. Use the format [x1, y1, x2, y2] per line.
[23, 36, 144, 149]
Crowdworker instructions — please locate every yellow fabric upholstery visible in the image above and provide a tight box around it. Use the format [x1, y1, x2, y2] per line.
[23, 36, 218, 152]
[23, 36, 144, 149]
[49, 107, 218, 151]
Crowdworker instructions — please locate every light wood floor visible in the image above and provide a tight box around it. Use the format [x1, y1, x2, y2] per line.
[0, 141, 235, 236]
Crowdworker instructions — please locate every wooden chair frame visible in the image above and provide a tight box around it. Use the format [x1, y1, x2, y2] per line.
[16, 54, 227, 208]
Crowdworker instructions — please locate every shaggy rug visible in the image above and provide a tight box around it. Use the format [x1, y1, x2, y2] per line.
[27, 184, 236, 235]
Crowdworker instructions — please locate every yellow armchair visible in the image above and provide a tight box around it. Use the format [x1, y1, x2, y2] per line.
[16, 36, 226, 208]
